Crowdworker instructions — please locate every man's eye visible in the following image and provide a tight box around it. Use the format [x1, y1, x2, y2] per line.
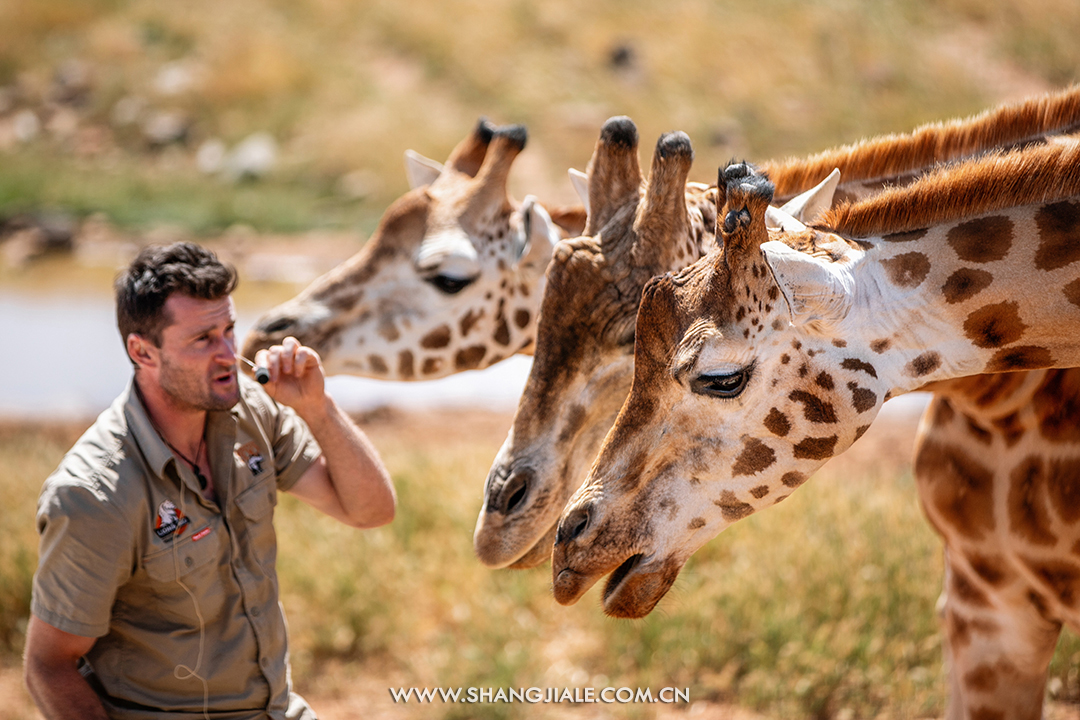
[691, 370, 750, 398]
[426, 274, 475, 294]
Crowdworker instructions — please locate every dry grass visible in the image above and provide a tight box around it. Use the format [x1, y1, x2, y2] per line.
[2, 408, 1077, 719]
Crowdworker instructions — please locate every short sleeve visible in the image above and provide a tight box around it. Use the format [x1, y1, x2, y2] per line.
[32, 479, 135, 638]
[269, 403, 322, 493]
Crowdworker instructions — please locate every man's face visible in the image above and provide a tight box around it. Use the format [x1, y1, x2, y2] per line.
[153, 294, 241, 412]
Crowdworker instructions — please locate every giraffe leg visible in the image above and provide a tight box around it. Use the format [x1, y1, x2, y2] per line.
[940, 551, 1062, 720]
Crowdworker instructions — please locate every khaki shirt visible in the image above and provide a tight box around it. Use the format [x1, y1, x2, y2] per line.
[33, 374, 321, 719]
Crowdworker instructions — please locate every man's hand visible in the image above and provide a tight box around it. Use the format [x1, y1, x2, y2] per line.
[255, 336, 396, 528]
[253, 337, 329, 423]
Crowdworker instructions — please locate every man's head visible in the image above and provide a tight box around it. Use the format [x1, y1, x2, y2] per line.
[116, 242, 238, 348]
[116, 242, 241, 411]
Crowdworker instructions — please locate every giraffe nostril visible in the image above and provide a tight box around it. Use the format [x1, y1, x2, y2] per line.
[557, 505, 590, 545]
[496, 467, 533, 515]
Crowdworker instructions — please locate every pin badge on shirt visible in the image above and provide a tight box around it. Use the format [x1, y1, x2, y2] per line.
[237, 442, 265, 476]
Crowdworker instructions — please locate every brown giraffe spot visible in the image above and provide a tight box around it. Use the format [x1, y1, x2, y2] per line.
[847, 382, 877, 413]
[946, 611, 971, 648]
[963, 301, 1027, 348]
[493, 318, 511, 347]
[781, 472, 807, 488]
[514, 309, 531, 329]
[916, 439, 995, 541]
[377, 320, 400, 342]
[735, 306, 746, 322]
[420, 325, 452, 349]
[969, 553, 1010, 586]
[831, 339, 846, 348]
[763, 408, 791, 437]
[768, 286, 780, 301]
[1065, 278, 1080, 308]
[815, 372, 835, 390]
[750, 485, 770, 499]
[688, 517, 706, 530]
[964, 417, 993, 445]
[881, 251, 931, 288]
[397, 350, 414, 379]
[1028, 590, 1053, 622]
[793, 435, 839, 460]
[731, 438, 776, 476]
[1008, 458, 1055, 548]
[798, 364, 809, 378]
[715, 491, 754, 521]
[1023, 557, 1080, 607]
[1046, 458, 1080, 523]
[964, 665, 998, 693]
[942, 268, 993, 304]
[840, 358, 877, 378]
[459, 308, 484, 337]
[947, 215, 1014, 263]
[1033, 371, 1080, 444]
[986, 345, 1053, 372]
[1034, 200, 1080, 270]
[780, 354, 790, 364]
[882, 229, 928, 243]
[906, 351, 942, 377]
[788, 390, 838, 424]
[951, 566, 991, 607]
[870, 339, 890, 353]
[421, 357, 443, 375]
[991, 412, 1025, 447]
[367, 355, 388, 374]
[853, 425, 870, 441]
[455, 345, 487, 370]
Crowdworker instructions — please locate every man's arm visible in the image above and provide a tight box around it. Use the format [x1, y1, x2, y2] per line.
[255, 337, 396, 528]
[24, 615, 108, 720]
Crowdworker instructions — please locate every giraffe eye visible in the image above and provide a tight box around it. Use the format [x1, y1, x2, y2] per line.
[692, 369, 750, 398]
[427, 274, 475, 294]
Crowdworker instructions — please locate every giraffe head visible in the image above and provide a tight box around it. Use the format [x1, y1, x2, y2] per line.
[242, 119, 573, 379]
[550, 162, 892, 617]
[474, 116, 718, 569]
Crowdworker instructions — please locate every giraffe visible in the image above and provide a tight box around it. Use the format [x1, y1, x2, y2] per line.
[475, 86, 1080, 571]
[549, 145, 1080, 720]
[241, 118, 585, 379]
[244, 87, 1080, 383]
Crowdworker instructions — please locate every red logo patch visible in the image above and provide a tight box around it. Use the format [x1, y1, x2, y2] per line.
[154, 500, 189, 541]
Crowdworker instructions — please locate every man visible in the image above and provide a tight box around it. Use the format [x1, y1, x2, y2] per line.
[23, 242, 396, 719]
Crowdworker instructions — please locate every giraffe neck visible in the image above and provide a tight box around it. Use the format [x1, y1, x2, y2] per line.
[845, 196, 1080, 394]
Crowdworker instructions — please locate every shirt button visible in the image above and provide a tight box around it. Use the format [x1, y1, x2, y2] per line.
[260, 657, 270, 669]
[184, 556, 194, 568]
[251, 605, 261, 617]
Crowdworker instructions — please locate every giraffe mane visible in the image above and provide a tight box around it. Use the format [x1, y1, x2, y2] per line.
[763, 84, 1080, 198]
[813, 139, 1080, 239]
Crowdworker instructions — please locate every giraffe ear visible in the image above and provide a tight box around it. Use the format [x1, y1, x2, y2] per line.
[568, 168, 590, 216]
[780, 167, 840, 223]
[761, 240, 855, 330]
[513, 195, 560, 268]
[404, 149, 445, 189]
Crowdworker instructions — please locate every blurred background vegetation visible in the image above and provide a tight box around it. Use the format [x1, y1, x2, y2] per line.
[1, 0, 1078, 240]
[2, 0, 1080, 717]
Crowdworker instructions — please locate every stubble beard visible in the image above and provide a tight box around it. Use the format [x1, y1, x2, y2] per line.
[158, 355, 241, 412]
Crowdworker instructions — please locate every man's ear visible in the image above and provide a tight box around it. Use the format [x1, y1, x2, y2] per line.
[126, 333, 157, 369]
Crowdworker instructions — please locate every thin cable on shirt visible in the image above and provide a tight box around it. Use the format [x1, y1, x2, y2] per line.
[172, 474, 211, 720]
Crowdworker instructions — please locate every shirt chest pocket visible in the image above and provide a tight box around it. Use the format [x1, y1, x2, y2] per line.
[234, 478, 278, 568]
[138, 524, 228, 625]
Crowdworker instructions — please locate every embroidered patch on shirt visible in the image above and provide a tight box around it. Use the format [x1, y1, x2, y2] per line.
[154, 500, 190, 541]
[192, 526, 212, 542]
[236, 441, 265, 476]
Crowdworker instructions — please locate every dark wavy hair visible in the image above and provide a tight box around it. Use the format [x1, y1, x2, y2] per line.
[115, 242, 238, 348]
